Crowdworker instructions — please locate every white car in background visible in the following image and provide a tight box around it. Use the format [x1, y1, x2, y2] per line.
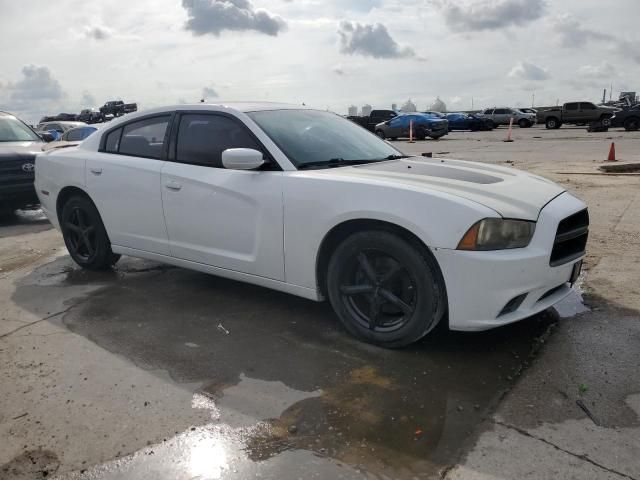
[480, 107, 537, 128]
[35, 103, 588, 347]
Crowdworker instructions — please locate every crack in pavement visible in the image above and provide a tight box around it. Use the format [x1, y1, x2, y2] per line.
[494, 420, 638, 480]
[0, 301, 85, 341]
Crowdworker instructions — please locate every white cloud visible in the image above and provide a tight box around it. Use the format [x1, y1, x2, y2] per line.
[508, 61, 550, 81]
[437, 0, 547, 32]
[182, 0, 287, 36]
[83, 24, 114, 40]
[578, 62, 615, 79]
[202, 86, 219, 98]
[338, 21, 415, 59]
[0, 65, 67, 121]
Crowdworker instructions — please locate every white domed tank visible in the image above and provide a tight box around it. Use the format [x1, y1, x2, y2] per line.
[401, 99, 417, 112]
[430, 97, 447, 113]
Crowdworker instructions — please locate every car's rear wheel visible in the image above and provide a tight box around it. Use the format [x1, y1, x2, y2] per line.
[61, 196, 120, 270]
[600, 115, 612, 127]
[326, 230, 445, 348]
[624, 117, 639, 131]
[546, 118, 561, 129]
[486, 120, 495, 129]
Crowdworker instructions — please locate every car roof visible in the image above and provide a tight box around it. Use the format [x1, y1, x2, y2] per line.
[127, 102, 310, 116]
[40, 120, 85, 125]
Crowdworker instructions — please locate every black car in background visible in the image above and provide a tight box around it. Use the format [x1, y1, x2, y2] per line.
[0, 112, 43, 214]
[610, 104, 640, 131]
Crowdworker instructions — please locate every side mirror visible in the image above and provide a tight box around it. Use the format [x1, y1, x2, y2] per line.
[221, 148, 265, 170]
[38, 132, 55, 143]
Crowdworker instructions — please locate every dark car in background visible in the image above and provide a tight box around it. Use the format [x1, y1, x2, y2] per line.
[77, 108, 103, 124]
[610, 104, 640, 131]
[445, 113, 494, 131]
[99, 100, 138, 118]
[0, 112, 43, 214]
[375, 113, 448, 140]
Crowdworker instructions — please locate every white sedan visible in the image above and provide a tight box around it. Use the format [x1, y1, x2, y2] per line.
[35, 103, 588, 347]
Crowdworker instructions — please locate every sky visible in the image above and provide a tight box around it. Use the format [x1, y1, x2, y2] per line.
[1, 0, 639, 123]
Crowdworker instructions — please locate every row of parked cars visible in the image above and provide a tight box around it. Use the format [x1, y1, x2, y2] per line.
[350, 107, 536, 141]
[350, 100, 640, 140]
[40, 100, 138, 126]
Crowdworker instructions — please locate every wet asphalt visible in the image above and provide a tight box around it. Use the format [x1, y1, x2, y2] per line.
[2, 212, 578, 479]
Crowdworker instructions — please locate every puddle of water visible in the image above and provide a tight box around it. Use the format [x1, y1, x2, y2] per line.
[14, 256, 560, 479]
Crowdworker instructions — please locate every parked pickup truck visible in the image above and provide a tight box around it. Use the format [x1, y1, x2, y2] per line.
[539, 102, 618, 129]
[99, 100, 138, 118]
[348, 109, 398, 132]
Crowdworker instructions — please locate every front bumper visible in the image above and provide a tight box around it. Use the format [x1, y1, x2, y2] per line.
[432, 192, 587, 331]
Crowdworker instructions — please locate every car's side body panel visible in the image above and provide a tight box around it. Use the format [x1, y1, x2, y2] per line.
[161, 163, 285, 280]
[281, 171, 497, 291]
[86, 152, 170, 255]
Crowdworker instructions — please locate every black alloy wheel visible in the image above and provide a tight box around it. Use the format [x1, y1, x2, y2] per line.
[327, 230, 445, 348]
[61, 196, 120, 270]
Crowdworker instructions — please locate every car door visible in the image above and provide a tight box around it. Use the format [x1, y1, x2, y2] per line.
[563, 103, 579, 122]
[579, 102, 597, 122]
[493, 109, 508, 124]
[385, 116, 404, 138]
[85, 114, 172, 255]
[160, 112, 285, 280]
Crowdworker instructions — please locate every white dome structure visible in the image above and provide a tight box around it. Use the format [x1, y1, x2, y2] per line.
[401, 99, 417, 112]
[430, 97, 447, 113]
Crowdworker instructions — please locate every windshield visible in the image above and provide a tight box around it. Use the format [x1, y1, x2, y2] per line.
[0, 116, 41, 142]
[247, 109, 403, 169]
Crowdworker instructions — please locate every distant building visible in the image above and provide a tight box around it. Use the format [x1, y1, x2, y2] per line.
[361, 104, 372, 116]
[401, 99, 417, 112]
[430, 97, 447, 113]
[348, 105, 358, 117]
[391, 103, 398, 111]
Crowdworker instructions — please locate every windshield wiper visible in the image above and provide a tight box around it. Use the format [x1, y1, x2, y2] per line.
[298, 158, 385, 170]
[384, 154, 409, 160]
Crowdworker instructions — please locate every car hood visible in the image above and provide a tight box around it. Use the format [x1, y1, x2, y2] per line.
[317, 157, 565, 220]
[0, 141, 43, 156]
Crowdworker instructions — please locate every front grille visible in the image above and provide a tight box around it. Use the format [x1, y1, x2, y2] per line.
[550, 209, 589, 266]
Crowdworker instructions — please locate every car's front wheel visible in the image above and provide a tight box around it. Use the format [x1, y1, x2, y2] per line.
[326, 230, 445, 348]
[61, 196, 120, 270]
[624, 117, 640, 131]
[375, 130, 386, 139]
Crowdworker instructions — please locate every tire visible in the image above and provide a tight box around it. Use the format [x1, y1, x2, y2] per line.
[518, 119, 529, 128]
[60, 196, 120, 270]
[375, 130, 386, 139]
[486, 120, 495, 130]
[391, 137, 398, 141]
[546, 117, 562, 129]
[600, 115, 612, 127]
[624, 117, 640, 131]
[326, 230, 446, 348]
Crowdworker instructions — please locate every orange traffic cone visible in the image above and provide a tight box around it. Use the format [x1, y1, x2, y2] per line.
[607, 142, 616, 162]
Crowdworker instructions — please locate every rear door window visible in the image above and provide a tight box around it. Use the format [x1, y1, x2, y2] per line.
[118, 116, 170, 159]
[565, 103, 579, 111]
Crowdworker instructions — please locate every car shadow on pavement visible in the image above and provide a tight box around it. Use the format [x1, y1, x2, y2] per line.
[12, 255, 558, 477]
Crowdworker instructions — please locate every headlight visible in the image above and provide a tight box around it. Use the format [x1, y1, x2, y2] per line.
[457, 218, 536, 250]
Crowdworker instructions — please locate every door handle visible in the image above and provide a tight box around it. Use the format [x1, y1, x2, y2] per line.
[165, 181, 182, 191]
[90, 167, 102, 175]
